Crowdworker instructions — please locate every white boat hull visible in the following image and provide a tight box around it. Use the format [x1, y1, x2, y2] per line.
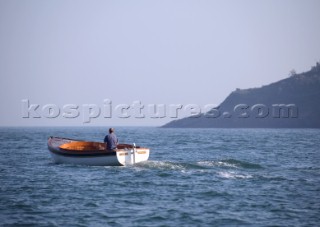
[47, 137, 150, 166]
[49, 151, 121, 166]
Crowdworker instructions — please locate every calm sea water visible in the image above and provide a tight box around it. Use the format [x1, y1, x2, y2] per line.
[0, 127, 319, 226]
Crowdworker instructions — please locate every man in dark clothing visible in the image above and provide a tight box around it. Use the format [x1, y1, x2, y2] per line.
[104, 128, 119, 150]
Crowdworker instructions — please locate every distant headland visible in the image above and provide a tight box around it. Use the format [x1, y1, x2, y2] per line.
[162, 63, 320, 128]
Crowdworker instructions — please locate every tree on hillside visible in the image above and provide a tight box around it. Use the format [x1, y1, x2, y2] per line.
[289, 69, 297, 77]
[311, 61, 320, 72]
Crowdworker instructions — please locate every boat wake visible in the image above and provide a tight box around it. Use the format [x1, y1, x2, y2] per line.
[217, 171, 253, 179]
[134, 158, 261, 179]
[135, 160, 204, 171]
[197, 159, 263, 169]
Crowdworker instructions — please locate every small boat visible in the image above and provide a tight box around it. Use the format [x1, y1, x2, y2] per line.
[47, 136, 150, 166]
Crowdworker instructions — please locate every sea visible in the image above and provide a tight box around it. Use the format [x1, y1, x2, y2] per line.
[0, 127, 319, 227]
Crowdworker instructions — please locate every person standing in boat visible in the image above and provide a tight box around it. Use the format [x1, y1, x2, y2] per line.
[104, 128, 119, 151]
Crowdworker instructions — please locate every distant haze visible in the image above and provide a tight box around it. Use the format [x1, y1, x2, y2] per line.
[1, 0, 319, 126]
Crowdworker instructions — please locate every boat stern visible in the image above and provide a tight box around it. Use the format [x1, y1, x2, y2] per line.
[116, 148, 150, 165]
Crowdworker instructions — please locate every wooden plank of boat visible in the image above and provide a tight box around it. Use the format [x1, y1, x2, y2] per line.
[47, 136, 150, 166]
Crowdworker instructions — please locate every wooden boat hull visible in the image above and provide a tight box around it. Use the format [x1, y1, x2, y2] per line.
[47, 137, 150, 166]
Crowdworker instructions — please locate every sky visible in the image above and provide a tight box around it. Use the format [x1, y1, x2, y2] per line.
[0, 0, 320, 127]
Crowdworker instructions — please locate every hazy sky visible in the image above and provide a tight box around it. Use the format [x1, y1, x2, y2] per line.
[1, 0, 319, 126]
